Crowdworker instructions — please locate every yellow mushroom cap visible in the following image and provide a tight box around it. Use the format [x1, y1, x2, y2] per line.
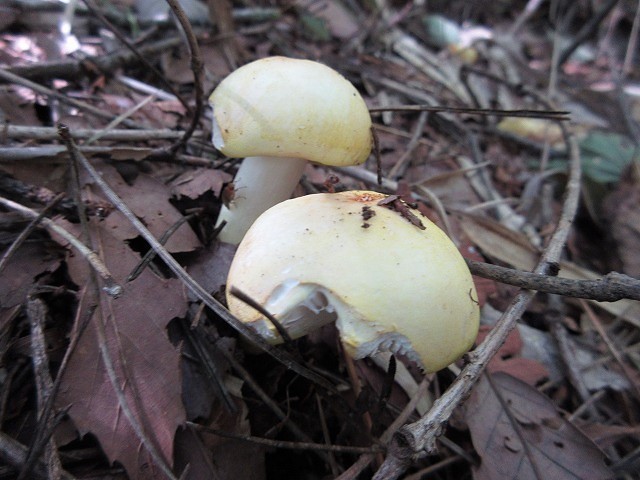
[226, 191, 480, 373]
[209, 56, 372, 167]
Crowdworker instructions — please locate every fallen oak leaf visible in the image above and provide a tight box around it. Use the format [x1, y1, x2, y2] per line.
[56, 221, 187, 480]
[465, 372, 612, 480]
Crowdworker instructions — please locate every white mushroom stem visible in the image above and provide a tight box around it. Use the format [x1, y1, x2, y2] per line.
[215, 156, 307, 245]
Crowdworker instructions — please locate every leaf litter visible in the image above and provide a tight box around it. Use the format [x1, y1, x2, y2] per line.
[1, 1, 640, 479]
[465, 372, 612, 480]
[55, 218, 187, 480]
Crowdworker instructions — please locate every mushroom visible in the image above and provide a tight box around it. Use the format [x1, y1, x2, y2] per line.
[226, 191, 480, 373]
[209, 56, 372, 245]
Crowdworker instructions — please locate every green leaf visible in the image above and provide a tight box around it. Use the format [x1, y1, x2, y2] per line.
[300, 13, 331, 42]
[579, 131, 639, 184]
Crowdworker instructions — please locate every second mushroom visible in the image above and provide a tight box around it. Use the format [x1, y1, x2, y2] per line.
[209, 56, 372, 245]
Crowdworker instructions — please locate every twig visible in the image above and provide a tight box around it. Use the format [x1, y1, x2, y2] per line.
[187, 421, 380, 454]
[557, 0, 619, 67]
[387, 110, 428, 180]
[371, 132, 582, 478]
[206, 0, 239, 68]
[509, 0, 545, 35]
[1, 125, 204, 141]
[81, 0, 190, 111]
[165, 0, 204, 153]
[316, 394, 340, 477]
[0, 195, 123, 297]
[19, 297, 64, 480]
[623, 0, 640, 74]
[0, 145, 153, 161]
[0, 431, 75, 480]
[56, 124, 337, 393]
[26, 290, 95, 480]
[369, 105, 570, 120]
[116, 75, 179, 101]
[545, 295, 595, 408]
[228, 286, 294, 343]
[0, 67, 142, 128]
[466, 259, 640, 301]
[176, 319, 237, 413]
[83, 94, 156, 145]
[403, 455, 465, 480]
[0, 193, 63, 273]
[209, 332, 330, 464]
[2, 37, 184, 82]
[580, 299, 640, 400]
[90, 283, 180, 479]
[126, 213, 197, 282]
[335, 378, 430, 480]
[0, 146, 215, 166]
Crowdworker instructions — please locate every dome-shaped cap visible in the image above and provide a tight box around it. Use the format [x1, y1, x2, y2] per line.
[227, 191, 480, 373]
[209, 57, 372, 167]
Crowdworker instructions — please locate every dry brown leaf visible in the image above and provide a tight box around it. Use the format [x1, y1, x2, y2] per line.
[56, 221, 187, 480]
[466, 372, 612, 480]
[84, 162, 201, 253]
[0, 91, 41, 125]
[184, 242, 236, 301]
[170, 168, 231, 200]
[476, 325, 549, 385]
[161, 43, 230, 90]
[0, 242, 61, 323]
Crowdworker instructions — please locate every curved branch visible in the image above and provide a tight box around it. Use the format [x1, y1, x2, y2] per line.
[165, 0, 204, 153]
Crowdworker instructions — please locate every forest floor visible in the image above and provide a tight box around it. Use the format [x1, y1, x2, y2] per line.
[0, 0, 640, 479]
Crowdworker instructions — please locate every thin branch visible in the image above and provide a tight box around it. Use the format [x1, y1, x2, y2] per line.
[1, 125, 204, 141]
[466, 259, 640, 301]
[0, 431, 76, 480]
[19, 297, 64, 480]
[0, 195, 123, 297]
[206, 328, 331, 465]
[0, 146, 214, 166]
[188, 421, 381, 454]
[0, 67, 142, 128]
[0, 193, 63, 273]
[369, 105, 570, 120]
[335, 378, 430, 480]
[26, 290, 95, 480]
[165, 0, 204, 153]
[81, 0, 190, 111]
[2, 37, 183, 82]
[557, 0, 620, 67]
[64, 138, 180, 480]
